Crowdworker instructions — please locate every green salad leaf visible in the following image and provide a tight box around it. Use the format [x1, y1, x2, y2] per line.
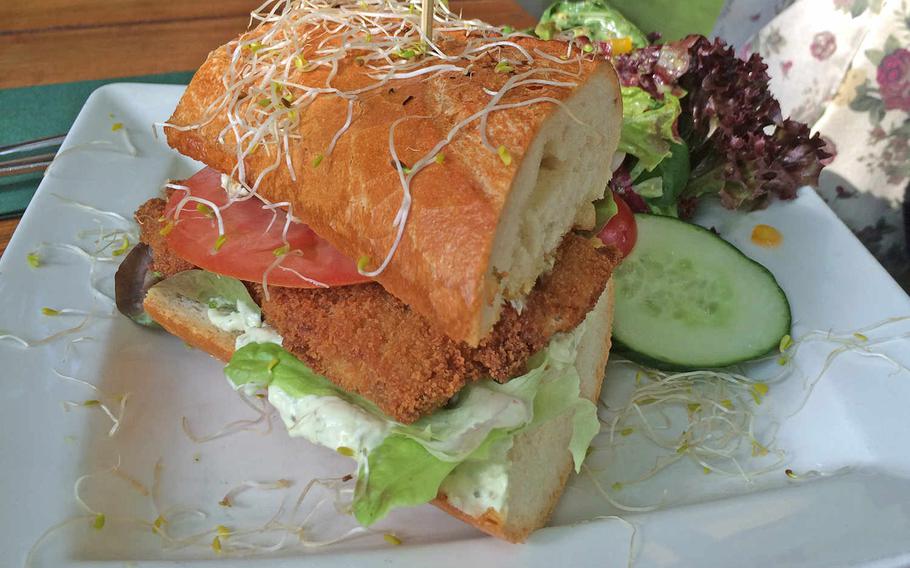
[353, 430, 512, 525]
[536, 0, 723, 45]
[618, 86, 683, 176]
[633, 140, 691, 217]
[352, 435, 462, 525]
[229, 342, 342, 397]
[536, 0, 648, 47]
[591, 190, 619, 235]
[394, 379, 537, 461]
[570, 399, 600, 470]
[226, 342, 384, 414]
[150, 269, 259, 314]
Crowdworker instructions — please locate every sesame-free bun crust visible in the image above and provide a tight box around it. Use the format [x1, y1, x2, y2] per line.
[165, 27, 622, 345]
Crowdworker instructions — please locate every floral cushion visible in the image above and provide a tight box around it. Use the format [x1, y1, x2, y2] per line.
[715, 0, 909, 286]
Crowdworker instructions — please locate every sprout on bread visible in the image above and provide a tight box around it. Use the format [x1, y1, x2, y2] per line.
[156, 0, 592, 281]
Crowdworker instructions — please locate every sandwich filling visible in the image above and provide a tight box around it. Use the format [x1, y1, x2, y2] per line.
[136, 193, 620, 423]
[259, 319, 596, 523]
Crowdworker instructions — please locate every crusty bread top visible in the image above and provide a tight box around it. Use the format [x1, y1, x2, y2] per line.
[165, 16, 621, 346]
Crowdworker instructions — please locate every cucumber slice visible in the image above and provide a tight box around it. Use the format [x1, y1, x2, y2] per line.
[612, 214, 791, 369]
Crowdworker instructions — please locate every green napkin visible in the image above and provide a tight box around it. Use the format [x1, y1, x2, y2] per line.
[0, 71, 195, 218]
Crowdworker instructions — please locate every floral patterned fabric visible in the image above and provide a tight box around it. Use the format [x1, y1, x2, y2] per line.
[714, 0, 909, 285]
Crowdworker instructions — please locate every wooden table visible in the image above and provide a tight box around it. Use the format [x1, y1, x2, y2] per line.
[0, 0, 534, 258]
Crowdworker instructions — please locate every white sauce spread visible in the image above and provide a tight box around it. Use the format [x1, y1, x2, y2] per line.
[236, 326, 283, 349]
[207, 299, 260, 332]
[440, 459, 510, 517]
[268, 387, 389, 454]
[206, 298, 282, 350]
[220, 174, 250, 199]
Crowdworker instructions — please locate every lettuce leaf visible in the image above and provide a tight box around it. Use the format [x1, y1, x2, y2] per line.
[536, 0, 648, 47]
[353, 431, 510, 526]
[537, 3, 827, 216]
[531, 327, 600, 471]
[679, 39, 829, 210]
[393, 378, 538, 461]
[591, 190, 619, 234]
[150, 269, 259, 314]
[226, 342, 382, 411]
[632, 140, 691, 216]
[536, 0, 723, 45]
[618, 86, 683, 176]
[570, 399, 600, 470]
[347, 328, 589, 524]
[227, 342, 344, 397]
[606, 0, 724, 42]
[352, 435, 462, 525]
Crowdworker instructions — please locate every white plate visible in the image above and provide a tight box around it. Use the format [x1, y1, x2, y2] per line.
[2, 83, 910, 568]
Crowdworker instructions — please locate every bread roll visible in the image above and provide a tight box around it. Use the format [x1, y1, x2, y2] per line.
[165, 24, 622, 345]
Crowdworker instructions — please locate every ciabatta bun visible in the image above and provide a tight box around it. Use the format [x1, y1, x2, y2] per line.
[166, 27, 622, 346]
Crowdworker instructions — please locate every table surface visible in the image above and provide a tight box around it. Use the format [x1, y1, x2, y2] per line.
[0, 0, 534, 258]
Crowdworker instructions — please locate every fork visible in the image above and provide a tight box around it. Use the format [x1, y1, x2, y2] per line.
[0, 134, 66, 179]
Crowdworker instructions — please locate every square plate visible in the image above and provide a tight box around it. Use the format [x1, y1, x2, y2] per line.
[2, 83, 910, 568]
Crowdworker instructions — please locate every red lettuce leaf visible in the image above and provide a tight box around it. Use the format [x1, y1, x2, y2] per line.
[613, 38, 694, 98]
[609, 165, 651, 213]
[613, 35, 829, 214]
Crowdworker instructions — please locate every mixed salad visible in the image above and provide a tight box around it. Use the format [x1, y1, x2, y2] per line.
[535, 0, 828, 370]
[538, 0, 829, 223]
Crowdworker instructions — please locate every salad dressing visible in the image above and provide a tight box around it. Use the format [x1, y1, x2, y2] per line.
[751, 224, 783, 248]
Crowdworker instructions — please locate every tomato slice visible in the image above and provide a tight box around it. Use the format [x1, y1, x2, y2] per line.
[164, 167, 370, 288]
[597, 190, 637, 258]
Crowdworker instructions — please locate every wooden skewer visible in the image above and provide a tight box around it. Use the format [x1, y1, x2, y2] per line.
[421, 0, 434, 40]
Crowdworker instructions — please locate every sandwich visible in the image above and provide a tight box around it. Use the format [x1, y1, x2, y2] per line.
[116, 0, 625, 542]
